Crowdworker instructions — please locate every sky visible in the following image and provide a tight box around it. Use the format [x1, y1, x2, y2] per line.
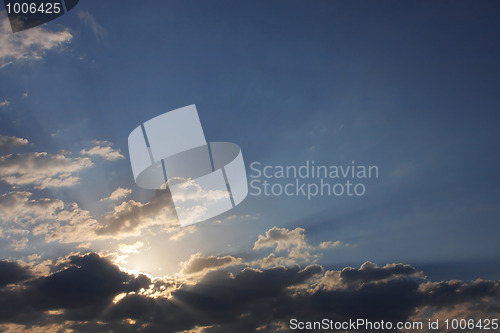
[0, 1, 499, 332]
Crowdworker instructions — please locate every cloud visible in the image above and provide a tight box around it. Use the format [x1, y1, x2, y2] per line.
[80, 141, 124, 161]
[340, 261, 426, 287]
[253, 226, 309, 252]
[179, 253, 243, 276]
[0, 323, 68, 333]
[168, 179, 229, 203]
[0, 253, 150, 326]
[0, 152, 93, 189]
[96, 190, 179, 237]
[102, 264, 324, 332]
[169, 224, 197, 240]
[0, 15, 72, 68]
[257, 253, 300, 268]
[10, 237, 28, 251]
[38, 202, 100, 244]
[26, 254, 40, 261]
[250, 227, 354, 269]
[0, 135, 29, 151]
[0, 260, 33, 287]
[0, 138, 175, 244]
[252, 226, 333, 266]
[0, 190, 187, 245]
[319, 240, 348, 249]
[0, 191, 100, 244]
[0, 191, 63, 224]
[0, 100, 9, 107]
[76, 10, 108, 41]
[118, 241, 144, 254]
[419, 279, 500, 307]
[100, 187, 132, 202]
[0, 251, 498, 333]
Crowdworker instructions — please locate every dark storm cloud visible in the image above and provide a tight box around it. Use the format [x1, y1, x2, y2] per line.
[100, 264, 324, 332]
[0, 253, 499, 333]
[0, 253, 150, 325]
[420, 279, 500, 307]
[340, 261, 424, 286]
[74, 262, 500, 333]
[33, 253, 150, 313]
[0, 260, 32, 287]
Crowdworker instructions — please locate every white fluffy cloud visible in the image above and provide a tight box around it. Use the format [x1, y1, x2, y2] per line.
[253, 226, 309, 252]
[0, 152, 93, 189]
[0, 188, 187, 244]
[38, 202, 100, 243]
[0, 191, 63, 223]
[0, 135, 29, 151]
[0, 191, 99, 244]
[100, 187, 132, 202]
[96, 191, 179, 237]
[0, 15, 72, 68]
[252, 227, 352, 268]
[80, 141, 124, 161]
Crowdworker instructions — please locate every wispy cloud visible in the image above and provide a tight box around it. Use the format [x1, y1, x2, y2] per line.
[0, 15, 72, 68]
[118, 241, 144, 254]
[100, 187, 132, 202]
[319, 240, 350, 249]
[76, 10, 108, 41]
[10, 237, 28, 251]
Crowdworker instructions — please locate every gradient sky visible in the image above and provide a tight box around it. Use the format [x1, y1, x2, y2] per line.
[0, 1, 499, 332]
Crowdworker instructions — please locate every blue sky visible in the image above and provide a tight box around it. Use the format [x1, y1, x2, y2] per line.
[0, 1, 499, 331]
[1, 0, 499, 273]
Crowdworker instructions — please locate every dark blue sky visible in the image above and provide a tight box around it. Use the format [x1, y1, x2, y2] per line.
[1, 1, 500, 280]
